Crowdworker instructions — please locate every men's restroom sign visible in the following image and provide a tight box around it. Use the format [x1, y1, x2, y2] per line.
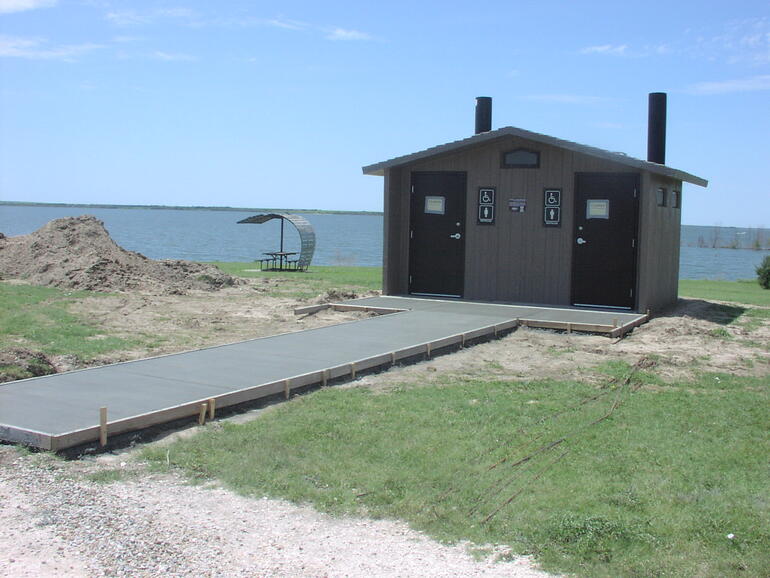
[478, 188, 496, 225]
[543, 188, 561, 227]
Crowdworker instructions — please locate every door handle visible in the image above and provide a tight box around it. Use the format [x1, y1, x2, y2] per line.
[576, 237, 587, 245]
[450, 233, 462, 239]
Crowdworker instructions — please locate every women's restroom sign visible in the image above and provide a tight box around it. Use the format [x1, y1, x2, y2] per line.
[478, 188, 496, 225]
[544, 189, 561, 227]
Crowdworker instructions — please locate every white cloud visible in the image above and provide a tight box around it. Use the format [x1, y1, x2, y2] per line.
[580, 44, 627, 55]
[112, 35, 142, 44]
[264, 17, 307, 31]
[579, 43, 670, 58]
[0, 0, 56, 14]
[152, 50, 195, 62]
[688, 74, 770, 94]
[157, 7, 197, 20]
[522, 94, 611, 105]
[684, 17, 770, 64]
[0, 34, 101, 61]
[106, 7, 204, 28]
[326, 28, 372, 41]
[106, 10, 147, 27]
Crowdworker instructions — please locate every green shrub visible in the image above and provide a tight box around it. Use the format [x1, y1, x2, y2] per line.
[757, 255, 770, 289]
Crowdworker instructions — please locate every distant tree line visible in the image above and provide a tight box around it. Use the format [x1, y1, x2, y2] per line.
[694, 226, 769, 250]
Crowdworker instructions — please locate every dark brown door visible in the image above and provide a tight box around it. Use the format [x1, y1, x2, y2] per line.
[409, 172, 466, 297]
[571, 173, 639, 309]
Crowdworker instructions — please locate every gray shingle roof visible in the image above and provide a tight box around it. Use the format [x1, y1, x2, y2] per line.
[362, 126, 708, 187]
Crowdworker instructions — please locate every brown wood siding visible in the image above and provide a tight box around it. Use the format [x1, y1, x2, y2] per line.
[381, 134, 681, 311]
[637, 173, 682, 312]
[382, 167, 409, 295]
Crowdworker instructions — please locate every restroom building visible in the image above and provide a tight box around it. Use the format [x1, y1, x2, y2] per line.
[362, 94, 707, 313]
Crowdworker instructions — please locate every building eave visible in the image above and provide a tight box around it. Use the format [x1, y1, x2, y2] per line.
[362, 126, 708, 187]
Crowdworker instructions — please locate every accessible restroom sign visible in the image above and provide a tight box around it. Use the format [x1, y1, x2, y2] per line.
[544, 188, 561, 227]
[478, 188, 496, 225]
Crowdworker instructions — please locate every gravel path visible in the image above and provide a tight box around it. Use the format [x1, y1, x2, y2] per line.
[0, 448, 551, 577]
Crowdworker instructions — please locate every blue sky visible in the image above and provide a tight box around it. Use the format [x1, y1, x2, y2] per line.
[1, 0, 768, 227]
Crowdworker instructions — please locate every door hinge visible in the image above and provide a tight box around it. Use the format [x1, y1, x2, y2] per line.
[409, 275, 413, 285]
[629, 288, 634, 298]
[410, 230, 414, 239]
[411, 185, 415, 194]
[633, 188, 638, 198]
[632, 238, 636, 248]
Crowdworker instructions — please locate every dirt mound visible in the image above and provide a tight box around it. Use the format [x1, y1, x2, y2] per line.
[312, 288, 381, 305]
[0, 216, 240, 294]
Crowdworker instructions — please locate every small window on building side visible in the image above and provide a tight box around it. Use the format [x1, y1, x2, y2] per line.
[656, 187, 667, 207]
[671, 190, 681, 209]
[502, 148, 540, 168]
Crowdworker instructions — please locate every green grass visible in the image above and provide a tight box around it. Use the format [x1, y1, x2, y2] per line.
[679, 280, 770, 336]
[87, 469, 127, 484]
[210, 263, 382, 298]
[680, 279, 770, 307]
[0, 283, 137, 359]
[145, 369, 769, 577]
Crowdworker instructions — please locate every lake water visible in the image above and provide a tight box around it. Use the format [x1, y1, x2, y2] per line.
[1, 204, 768, 281]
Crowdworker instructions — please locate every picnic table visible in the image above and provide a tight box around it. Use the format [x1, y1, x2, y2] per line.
[261, 251, 298, 271]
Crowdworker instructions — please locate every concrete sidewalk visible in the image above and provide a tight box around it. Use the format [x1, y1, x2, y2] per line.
[0, 297, 646, 451]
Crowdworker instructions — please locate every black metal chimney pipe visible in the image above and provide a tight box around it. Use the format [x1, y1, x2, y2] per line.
[475, 96, 492, 134]
[647, 92, 667, 164]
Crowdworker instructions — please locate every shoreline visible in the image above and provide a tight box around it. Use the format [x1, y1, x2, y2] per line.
[0, 200, 383, 217]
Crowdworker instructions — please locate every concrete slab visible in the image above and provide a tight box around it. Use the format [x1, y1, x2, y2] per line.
[0, 297, 647, 450]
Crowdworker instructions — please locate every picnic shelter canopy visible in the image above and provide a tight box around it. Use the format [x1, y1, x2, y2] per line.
[237, 213, 316, 271]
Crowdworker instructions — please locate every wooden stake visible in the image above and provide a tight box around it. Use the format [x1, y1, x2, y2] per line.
[391, 351, 396, 365]
[198, 403, 207, 425]
[322, 369, 328, 387]
[208, 398, 216, 420]
[425, 343, 432, 359]
[99, 406, 107, 447]
[613, 318, 619, 328]
[461, 333, 466, 348]
[567, 323, 573, 334]
[349, 363, 356, 379]
[283, 379, 290, 399]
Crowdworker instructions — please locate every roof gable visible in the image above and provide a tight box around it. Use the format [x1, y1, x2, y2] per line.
[362, 126, 708, 187]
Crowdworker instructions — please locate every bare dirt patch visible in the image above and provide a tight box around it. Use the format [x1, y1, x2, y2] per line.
[0, 348, 56, 381]
[355, 298, 769, 391]
[60, 282, 379, 370]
